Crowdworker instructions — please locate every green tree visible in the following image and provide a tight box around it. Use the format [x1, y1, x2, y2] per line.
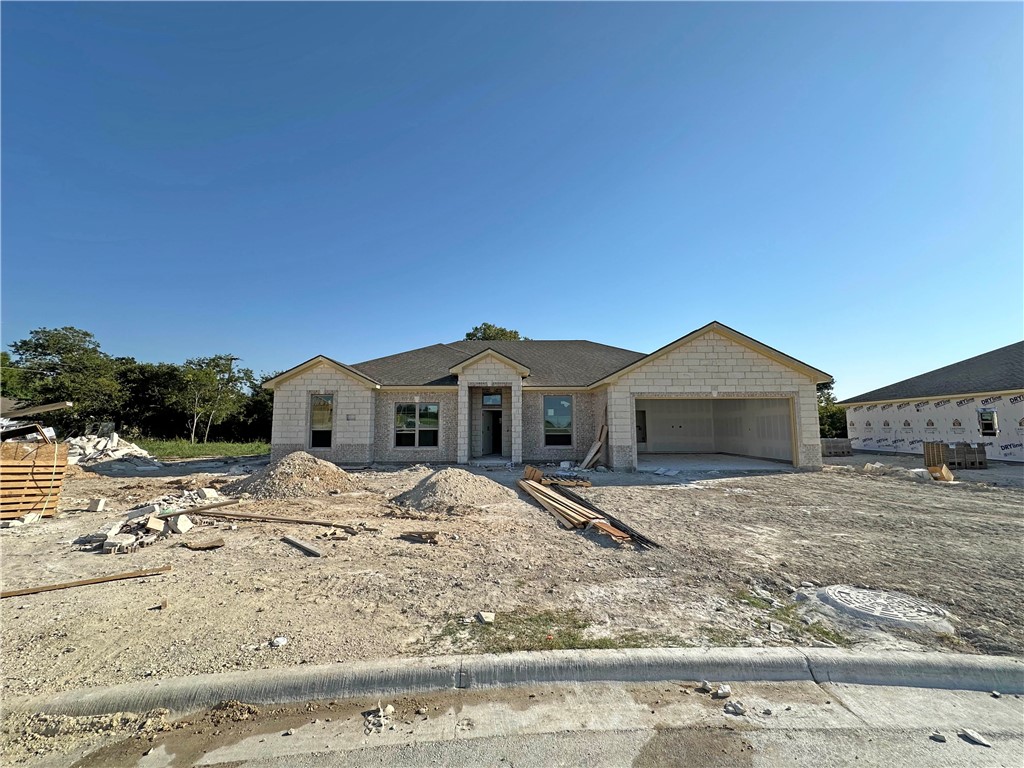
[219, 370, 278, 442]
[115, 358, 188, 439]
[0, 351, 33, 404]
[464, 323, 529, 341]
[7, 327, 123, 433]
[171, 355, 252, 443]
[817, 381, 847, 438]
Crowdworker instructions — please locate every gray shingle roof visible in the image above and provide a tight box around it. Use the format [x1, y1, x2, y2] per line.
[352, 340, 646, 387]
[839, 341, 1024, 405]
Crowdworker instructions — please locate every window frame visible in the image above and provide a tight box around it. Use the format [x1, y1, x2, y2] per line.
[543, 394, 574, 447]
[309, 393, 334, 449]
[394, 402, 440, 448]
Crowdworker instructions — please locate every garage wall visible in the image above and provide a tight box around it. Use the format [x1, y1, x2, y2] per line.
[713, 398, 793, 461]
[607, 330, 822, 469]
[635, 399, 714, 452]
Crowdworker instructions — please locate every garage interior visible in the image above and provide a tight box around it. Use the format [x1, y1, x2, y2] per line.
[635, 397, 794, 466]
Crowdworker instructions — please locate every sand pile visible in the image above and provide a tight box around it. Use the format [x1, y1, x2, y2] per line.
[393, 467, 516, 514]
[223, 451, 354, 499]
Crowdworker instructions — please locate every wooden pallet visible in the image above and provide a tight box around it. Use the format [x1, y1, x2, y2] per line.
[1, 442, 68, 519]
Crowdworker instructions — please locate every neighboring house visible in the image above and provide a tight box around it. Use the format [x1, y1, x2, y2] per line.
[264, 321, 831, 470]
[838, 341, 1024, 463]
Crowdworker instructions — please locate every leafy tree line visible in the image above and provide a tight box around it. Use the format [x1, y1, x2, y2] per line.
[817, 381, 848, 438]
[1, 327, 276, 442]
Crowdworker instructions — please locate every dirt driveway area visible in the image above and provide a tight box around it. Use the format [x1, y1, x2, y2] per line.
[1, 456, 1021, 714]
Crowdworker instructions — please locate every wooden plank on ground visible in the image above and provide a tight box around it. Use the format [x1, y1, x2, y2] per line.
[190, 508, 355, 530]
[281, 536, 322, 557]
[0, 565, 171, 599]
[156, 499, 239, 518]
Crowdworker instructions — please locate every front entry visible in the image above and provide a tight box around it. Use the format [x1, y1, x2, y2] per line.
[483, 410, 503, 455]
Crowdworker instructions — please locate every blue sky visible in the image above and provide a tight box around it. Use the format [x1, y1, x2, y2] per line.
[2, 2, 1021, 399]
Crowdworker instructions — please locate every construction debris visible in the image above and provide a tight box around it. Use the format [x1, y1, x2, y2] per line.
[281, 536, 323, 557]
[182, 538, 225, 551]
[579, 424, 608, 469]
[88, 498, 106, 512]
[958, 729, 992, 747]
[66, 434, 162, 467]
[0, 565, 171, 599]
[401, 531, 439, 545]
[477, 611, 495, 624]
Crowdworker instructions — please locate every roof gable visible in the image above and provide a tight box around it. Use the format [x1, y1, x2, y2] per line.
[591, 321, 832, 386]
[449, 348, 531, 376]
[262, 356, 380, 390]
[839, 341, 1024, 405]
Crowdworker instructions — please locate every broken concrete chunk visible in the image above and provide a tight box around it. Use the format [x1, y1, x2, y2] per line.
[168, 514, 194, 534]
[1, 520, 25, 528]
[929, 732, 946, 743]
[477, 611, 495, 624]
[127, 504, 161, 520]
[197, 488, 219, 500]
[696, 680, 712, 693]
[724, 701, 746, 716]
[713, 684, 732, 699]
[769, 622, 784, 634]
[19, 512, 42, 524]
[88, 499, 106, 512]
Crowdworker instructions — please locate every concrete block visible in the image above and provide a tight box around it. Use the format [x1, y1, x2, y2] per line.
[168, 514, 194, 534]
[197, 488, 219, 500]
[88, 499, 106, 513]
[19, 512, 42, 524]
[127, 504, 161, 520]
[146, 515, 168, 534]
[105, 520, 124, 538]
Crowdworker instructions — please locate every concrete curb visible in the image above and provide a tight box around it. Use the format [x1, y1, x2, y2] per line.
[21, 648, 1024, 717]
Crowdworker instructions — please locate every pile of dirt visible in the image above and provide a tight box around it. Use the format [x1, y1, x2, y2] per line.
[393, 467, 516, 514]
[222, 451, 354, 499]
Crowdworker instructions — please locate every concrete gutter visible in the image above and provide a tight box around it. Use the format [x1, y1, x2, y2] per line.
[19, 648, 1024, 717]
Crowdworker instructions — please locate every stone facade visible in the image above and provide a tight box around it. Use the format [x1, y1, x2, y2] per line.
[521, 390, 601, 464]
[605, 330, 822, 470]
[373, 390, 459, 464]
[269, 362, 375, 464]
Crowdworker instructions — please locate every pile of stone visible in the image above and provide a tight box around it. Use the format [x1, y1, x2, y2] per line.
[75, 488, 220, 554]
[66, 433, 162, 467]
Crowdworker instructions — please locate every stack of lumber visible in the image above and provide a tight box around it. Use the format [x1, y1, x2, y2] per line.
[1, 442, 68, 520]
[523, 465, 591, 487]
[517, 478, 658, 549]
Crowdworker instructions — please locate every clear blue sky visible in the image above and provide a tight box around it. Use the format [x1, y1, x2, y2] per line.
[2, 2, 1021, 399]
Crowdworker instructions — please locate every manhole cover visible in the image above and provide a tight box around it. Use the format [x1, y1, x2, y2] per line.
[819, 585, 953, 633]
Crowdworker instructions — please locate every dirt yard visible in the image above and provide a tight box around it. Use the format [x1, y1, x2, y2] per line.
[1, 456, 1022, 718]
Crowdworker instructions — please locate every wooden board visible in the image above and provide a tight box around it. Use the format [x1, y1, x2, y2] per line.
[1, 565, 171, 599]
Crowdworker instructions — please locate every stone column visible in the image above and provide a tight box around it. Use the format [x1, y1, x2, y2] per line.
[511, 380, 523, 464]
[457, 381, 470, 464]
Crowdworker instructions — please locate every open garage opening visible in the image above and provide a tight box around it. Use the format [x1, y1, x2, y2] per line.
[635, 397, 795, 469]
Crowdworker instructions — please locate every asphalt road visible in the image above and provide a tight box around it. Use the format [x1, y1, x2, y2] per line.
[83, 680, 1022, 768]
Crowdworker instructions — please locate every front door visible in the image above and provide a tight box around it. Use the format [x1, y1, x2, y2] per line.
[491, 411, 503, 454]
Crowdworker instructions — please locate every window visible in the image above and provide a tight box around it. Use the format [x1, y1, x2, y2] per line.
[482, 393, 502, 407]
[543, 395, 573, 446]
[978, 409, 998, 437]
[395, 403, 440, 447]
[310, 394, 333, 448]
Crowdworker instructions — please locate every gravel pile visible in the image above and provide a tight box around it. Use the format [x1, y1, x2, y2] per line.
[222, 452, 354, 499]
[393, 467, 516, 514]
